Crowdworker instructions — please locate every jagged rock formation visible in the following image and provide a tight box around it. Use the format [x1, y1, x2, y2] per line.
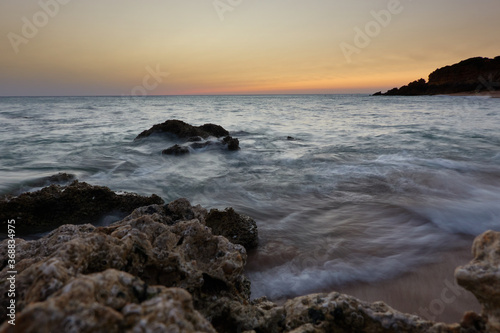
[135, 119, 240, 154]
[1, 195, 498, 332]
[7, 271, 216, 333]
[456, 230, 500, 332]
[376, 56, 500, 95]
[0, 180, 164, 235]
[206, 207, 258, 250]
[0, 199, 250, 332]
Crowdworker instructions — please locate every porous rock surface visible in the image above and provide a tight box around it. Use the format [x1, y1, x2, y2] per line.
[456, 230, 500, 332]
[206, 207, 258, 250]
[0, 199, 248, 332]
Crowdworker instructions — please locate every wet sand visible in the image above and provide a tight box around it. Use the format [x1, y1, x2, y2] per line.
[338, 246, 480, 324]
[444, 91, 500, 98]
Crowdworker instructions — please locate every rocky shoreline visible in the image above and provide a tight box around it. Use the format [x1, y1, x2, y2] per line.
[1, 183, 499, 332]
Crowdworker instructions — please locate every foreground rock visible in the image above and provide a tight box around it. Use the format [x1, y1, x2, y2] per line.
[456, 230, 500, 332]
[375, 56, 500, 95]
[0, 199, 249, 332]
[136, 119, 240, 155]
[8, 271, 216, 333]
[1, 196, 498, 332]
[0, 180, 164, 235]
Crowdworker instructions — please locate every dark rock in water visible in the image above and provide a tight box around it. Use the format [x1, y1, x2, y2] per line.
[222, 136, 240, 151]
[5, 172, 77, 197]
[135, 119, 229, 140]
[199, 123, 231, 138]
[0, 180, 164, 235]
[30, 172, 76, 187]
[137, 120, 240, 156]
[287, 136, 295, 140]
[162, 144, 190, 156]
[163, 137, 239, 156]
[190, 141, 211, 149]
[205, 208, 258, 250]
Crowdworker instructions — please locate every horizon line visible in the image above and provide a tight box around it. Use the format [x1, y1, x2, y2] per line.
[0, 93, 375, 98]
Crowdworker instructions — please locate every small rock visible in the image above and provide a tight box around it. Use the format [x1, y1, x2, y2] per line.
[205, 208, 258, 250]
[223, 136, 240, 151]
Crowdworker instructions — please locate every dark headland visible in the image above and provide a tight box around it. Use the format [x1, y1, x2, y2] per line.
[373, 56, 500, 96]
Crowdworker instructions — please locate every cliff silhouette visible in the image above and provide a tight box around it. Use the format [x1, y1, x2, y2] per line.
[374, 56, 500, 96]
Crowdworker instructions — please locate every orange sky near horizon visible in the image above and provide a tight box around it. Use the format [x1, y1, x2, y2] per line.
[1, 0, 499, 96]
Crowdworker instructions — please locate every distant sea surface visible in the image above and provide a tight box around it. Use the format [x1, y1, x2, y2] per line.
[1, 94, 499, 321]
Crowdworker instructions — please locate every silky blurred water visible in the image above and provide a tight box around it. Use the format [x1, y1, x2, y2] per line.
[1, 94, 499, 320]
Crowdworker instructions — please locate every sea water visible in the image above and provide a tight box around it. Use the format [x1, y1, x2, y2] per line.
[1, 94, 499, 321]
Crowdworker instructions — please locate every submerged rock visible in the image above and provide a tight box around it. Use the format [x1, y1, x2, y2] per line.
[223, 135, 240, 151]
[0, 180, 164, 235]
[136, 119, 240, 155]
[206, 207, 258, 250]
[162, 144, 190, 156]
[28, 172, 76, 188]
[456, 230, 500, 332]
[162, 137, 240, 156]
[135, 119, 229, 140]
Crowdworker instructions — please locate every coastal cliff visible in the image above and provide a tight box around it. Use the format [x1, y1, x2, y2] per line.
[374, 56, 500, 96]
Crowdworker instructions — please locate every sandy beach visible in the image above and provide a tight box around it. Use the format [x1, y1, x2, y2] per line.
[444, 91, 500, 98]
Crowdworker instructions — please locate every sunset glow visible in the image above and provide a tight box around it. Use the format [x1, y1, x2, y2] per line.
[1, 0, 499, 96]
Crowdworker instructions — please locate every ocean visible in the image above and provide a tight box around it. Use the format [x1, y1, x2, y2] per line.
[1, 94, 499, 322]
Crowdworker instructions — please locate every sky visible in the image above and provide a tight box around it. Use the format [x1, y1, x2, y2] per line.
[1, 0, 499, 96]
